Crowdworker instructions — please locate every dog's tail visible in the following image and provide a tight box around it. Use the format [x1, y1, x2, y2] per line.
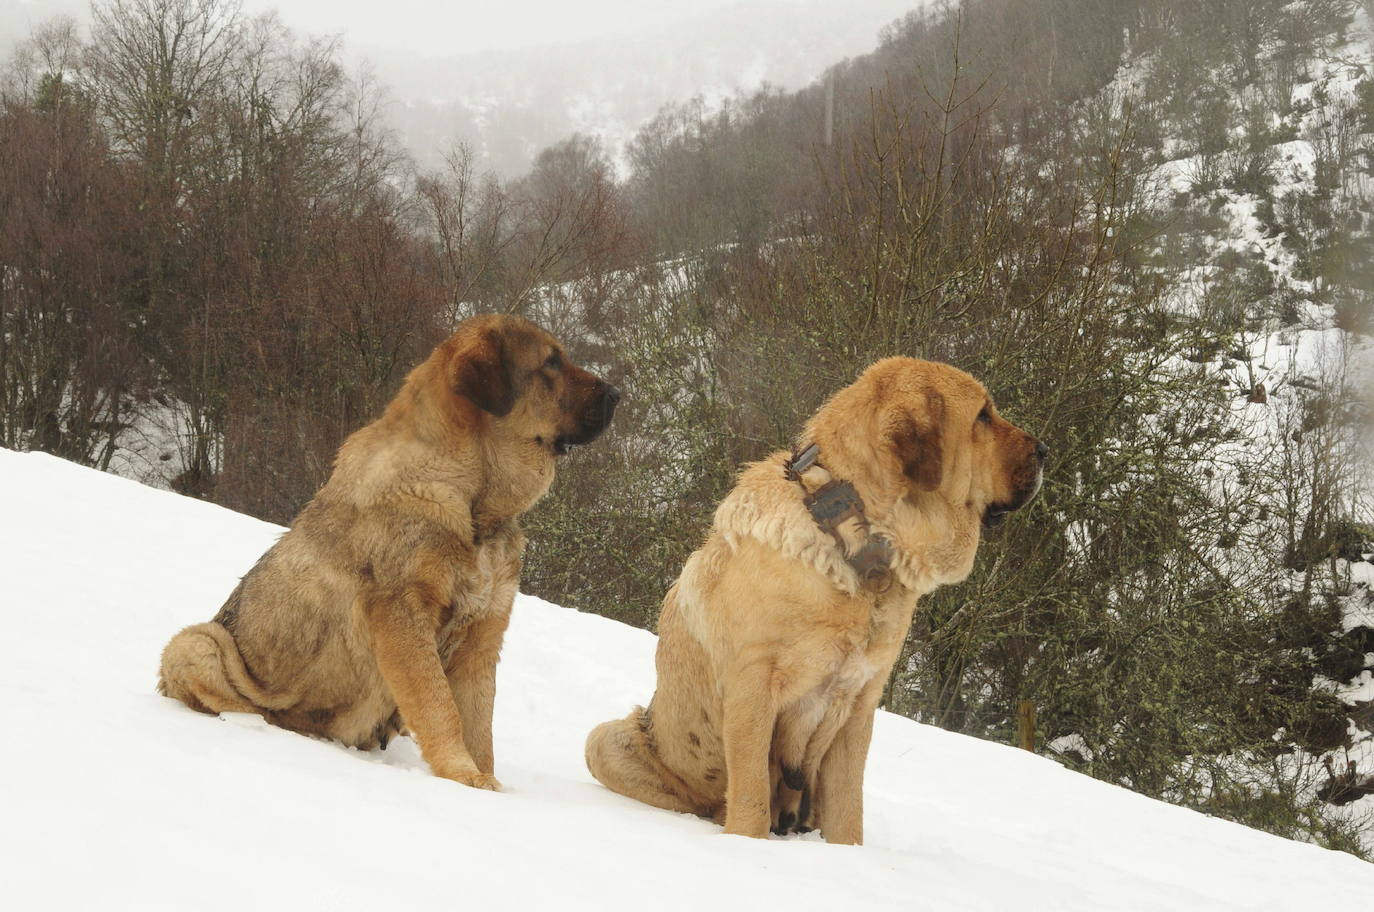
[585, 706, 714, 817]
[158, 622, 297, 715]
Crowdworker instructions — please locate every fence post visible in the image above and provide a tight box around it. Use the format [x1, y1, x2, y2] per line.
[1016, 699, 1036, 752]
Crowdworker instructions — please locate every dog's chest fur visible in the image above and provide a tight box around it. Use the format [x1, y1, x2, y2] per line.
[434, 522, 522, 666]
[791, 586, 911, 717]
[793, 648, 881, 723]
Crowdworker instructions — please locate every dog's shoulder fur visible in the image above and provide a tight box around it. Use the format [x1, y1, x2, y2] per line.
[711, 453, 865, 596]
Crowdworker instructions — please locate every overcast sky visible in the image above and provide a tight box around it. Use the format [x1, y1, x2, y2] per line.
[235, 0, 832, 57]
[7, 0, 915, 65]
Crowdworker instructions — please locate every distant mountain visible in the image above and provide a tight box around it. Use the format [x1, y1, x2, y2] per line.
[0, 0, 919, 175]
[370, 0, 919, 175]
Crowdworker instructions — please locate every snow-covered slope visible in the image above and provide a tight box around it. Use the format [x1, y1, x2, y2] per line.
[1, 447, 1370, 909]
[1127, 6, 1374, 837]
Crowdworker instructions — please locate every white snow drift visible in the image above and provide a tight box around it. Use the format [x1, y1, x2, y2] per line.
[1, 448, 1370, 910]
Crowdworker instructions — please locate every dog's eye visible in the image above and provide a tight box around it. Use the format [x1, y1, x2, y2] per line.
[977, 406, 992, 424]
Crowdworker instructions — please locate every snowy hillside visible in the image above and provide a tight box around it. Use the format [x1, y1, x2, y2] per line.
[1, 448, 1371, 909]
[1123, 5, 1374, 838]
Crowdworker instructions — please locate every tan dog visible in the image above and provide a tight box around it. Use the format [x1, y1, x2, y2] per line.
[586, 357, 1043, 842]
[159, 314, 619, 790]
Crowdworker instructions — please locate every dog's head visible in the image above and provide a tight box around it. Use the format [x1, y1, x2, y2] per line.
[810, 357, 1045, 530]
[445, 314, 620, 455]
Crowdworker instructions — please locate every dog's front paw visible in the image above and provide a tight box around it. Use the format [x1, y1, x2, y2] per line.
[722, 821, 770, 839]
[450, 769, 503, 792]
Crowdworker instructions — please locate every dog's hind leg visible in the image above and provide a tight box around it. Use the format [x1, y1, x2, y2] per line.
[586, 709, 710, 818]
[158, 622, 289, 716]
[780, 694, 857, 833]
[770, 700, 820, 834]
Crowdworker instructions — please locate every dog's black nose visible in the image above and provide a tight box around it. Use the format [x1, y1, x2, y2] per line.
[604, 385, 621, 409]
[1034, 441, 1049, 462]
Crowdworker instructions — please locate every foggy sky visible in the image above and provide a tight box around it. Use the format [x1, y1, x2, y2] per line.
[237, 0, 761, 56]
[3, 0, 924, 174]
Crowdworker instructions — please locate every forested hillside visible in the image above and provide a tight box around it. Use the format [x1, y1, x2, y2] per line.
[2, 0, 1371, 856]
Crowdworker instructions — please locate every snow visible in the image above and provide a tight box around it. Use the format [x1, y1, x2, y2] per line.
[1, 448, 1371, 908]
[1349, 563, 1374, 632]
[104, 396, 199, 490]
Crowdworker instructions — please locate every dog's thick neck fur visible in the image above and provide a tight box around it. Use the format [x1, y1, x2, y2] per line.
[714, 369, 983, 599]
[805, 361, 984, 590]
[321, 351, 554, 542]
[809, 428, 981, 593]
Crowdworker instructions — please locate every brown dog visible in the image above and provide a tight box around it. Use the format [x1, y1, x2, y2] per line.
[159, 314, 619, 790]
[586, 357, 1043, 842]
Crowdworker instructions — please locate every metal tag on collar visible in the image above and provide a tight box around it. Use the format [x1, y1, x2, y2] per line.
[851, 535, 895, 593]
[786, 443, 821, 480]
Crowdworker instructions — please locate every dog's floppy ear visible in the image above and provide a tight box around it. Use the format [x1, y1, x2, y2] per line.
[452, 327, 517, 417]
[889, 391, 944, 491]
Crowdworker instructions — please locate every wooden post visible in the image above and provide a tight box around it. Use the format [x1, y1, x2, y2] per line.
[1016, 699, 1036, 752]
[824, 69, 834, 147]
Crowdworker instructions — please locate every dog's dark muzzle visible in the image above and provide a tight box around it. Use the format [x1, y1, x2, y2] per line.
[983, 440, 1047, 528]
[554, 384, 620, 454]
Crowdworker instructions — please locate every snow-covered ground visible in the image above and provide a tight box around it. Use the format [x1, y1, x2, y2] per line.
[1, 448, 1371, 909]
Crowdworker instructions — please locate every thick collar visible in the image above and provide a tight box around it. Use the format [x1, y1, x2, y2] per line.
[784, 444, 894, 594]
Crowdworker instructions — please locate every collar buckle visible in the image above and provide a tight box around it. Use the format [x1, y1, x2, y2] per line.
[784, 443, 894, 594]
